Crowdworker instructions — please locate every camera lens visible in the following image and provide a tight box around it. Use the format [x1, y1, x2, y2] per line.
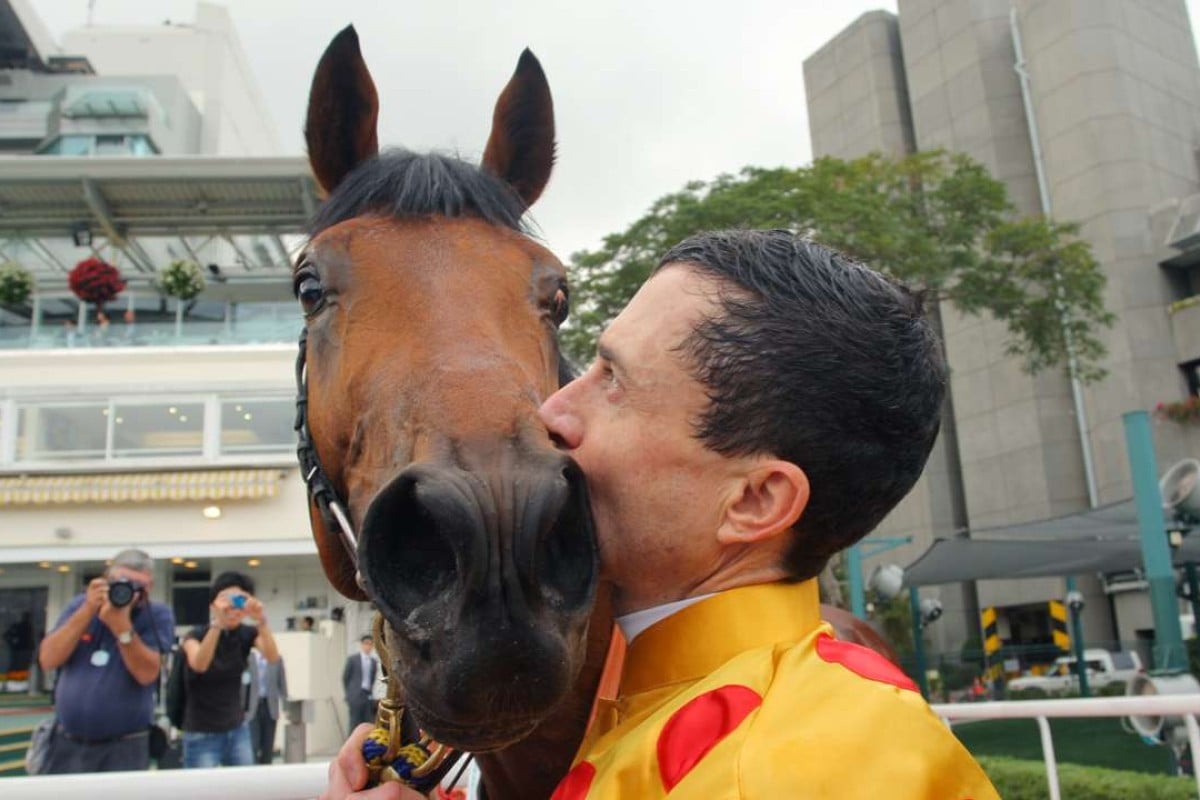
[108, 580, 135, 608]
[231, 595, 247, 610]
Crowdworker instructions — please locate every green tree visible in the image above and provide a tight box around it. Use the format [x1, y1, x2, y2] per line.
[562, 150, 1114, 380]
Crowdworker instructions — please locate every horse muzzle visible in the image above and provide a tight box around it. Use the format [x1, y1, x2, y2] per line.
[357, 453, 598, 746]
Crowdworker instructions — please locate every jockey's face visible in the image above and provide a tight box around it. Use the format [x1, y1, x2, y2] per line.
[539, 265, 755, 614]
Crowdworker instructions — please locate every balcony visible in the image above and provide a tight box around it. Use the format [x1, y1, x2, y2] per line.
[0, 297, 299, 351]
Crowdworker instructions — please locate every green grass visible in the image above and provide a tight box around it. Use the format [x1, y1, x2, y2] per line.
[977, 756, 1196, 800]
[955, 717, 1177, 775]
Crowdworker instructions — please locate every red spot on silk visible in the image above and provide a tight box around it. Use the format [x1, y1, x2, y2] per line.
[656, 684, 762, 792]
[816, 633, 918, 692]
[550, 761, 596, 800]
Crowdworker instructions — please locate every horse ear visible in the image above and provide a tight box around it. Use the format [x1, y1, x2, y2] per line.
[481, 49, 556, 207]
[305, 25, 380, 197]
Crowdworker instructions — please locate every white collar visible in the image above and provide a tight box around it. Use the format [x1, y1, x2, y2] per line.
[615, 593, 718, 643]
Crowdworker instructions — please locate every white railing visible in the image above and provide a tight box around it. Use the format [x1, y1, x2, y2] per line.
[3, 762, 330, 799]
[932, 695, 1200, 800]
[7, 696, 1200, 799]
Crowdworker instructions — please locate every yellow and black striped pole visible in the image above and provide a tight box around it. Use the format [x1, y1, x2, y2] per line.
[980, 607, 1002, 683]
[1048, 600, 1071, 652]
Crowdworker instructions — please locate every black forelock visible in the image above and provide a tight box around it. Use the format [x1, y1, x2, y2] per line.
[308, 149, 533, 236]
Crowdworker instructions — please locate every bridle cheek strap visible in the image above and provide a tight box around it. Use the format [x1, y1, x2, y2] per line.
[294, 326, 363, 590]
[294, 326, 463, 791]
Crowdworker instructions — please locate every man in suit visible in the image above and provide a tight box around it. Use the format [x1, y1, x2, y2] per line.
[247, 647, 288, 764]
[341, 635, 378, 729]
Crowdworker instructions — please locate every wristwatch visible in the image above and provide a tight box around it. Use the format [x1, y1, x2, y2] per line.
[117, 629, 134, 646]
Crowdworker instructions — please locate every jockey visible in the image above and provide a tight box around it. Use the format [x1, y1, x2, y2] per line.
[325, 230, 998, 799]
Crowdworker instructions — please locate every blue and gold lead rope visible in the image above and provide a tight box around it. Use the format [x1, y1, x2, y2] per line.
[361, 615, 456, 793]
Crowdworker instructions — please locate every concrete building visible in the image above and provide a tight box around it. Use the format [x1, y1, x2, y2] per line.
[804, 0, 1200, 667]
[59, 2, 280, 157]
[0, 1, 354, 765]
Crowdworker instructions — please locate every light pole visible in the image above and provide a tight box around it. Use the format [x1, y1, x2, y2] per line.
[1065, 589, 1089, 697]
[907, 589, 943, 701]
[869, 563, 937, 700]
[847, 536, 912, 618]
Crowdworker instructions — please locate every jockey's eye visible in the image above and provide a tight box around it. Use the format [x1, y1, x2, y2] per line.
[296, 275, 326, 316]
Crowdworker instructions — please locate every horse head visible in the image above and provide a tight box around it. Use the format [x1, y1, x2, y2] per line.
[300, 26, 597, 752]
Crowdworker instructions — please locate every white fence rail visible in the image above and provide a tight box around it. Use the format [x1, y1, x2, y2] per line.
[7, 696, 1200, 799]
[931, 694, 1200, 800]
[4, 762, 331, 799]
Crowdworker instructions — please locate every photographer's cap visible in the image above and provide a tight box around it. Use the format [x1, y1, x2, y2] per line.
[111, 548, 153, 574]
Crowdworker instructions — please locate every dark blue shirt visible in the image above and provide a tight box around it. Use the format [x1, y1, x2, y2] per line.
[52, 593, 175, 739]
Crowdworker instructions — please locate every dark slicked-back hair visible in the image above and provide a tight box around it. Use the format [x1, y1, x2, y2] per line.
[657, 230, 946, 581]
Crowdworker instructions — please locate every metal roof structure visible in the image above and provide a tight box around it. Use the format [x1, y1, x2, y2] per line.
[902, 499, 1200, 586]
[0, 155, 319, 278]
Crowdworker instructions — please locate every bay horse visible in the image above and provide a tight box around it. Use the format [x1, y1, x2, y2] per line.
[299, 26, 608, 797]
[300, 26, 899, 799]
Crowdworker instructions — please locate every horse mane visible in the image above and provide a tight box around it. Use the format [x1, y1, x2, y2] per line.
[308, 149, 534, 236]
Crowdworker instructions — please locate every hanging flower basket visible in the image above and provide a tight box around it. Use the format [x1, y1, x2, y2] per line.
[1155, 397, 1200, 425]
[68, 257, 125, 307]
[158, 259, 206, 300]
[0, 261, 34, 306]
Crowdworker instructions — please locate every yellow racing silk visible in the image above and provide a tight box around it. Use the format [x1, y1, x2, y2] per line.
[552, 580, 999, 800]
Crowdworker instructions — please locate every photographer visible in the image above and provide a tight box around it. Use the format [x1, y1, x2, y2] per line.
[37, 548, 174, 773]
[181, 571, 279, 768]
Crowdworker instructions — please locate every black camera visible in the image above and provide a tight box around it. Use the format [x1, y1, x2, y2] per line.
[108, 579, 143, 608]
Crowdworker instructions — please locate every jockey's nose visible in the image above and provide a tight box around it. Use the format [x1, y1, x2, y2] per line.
[538, 384, 582, 450]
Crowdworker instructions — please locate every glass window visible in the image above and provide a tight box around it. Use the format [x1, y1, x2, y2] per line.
[63, 89, 149, 119]
[229, 301, 298, 344]
[1183, 360, 1200, 397]
[39, 135, 94, 156]
[221, 398, 293, 453]
[111, 401, 204, 458]
[177, 299, 227, 345]
[17, 403, 109, 461]
[5, 393, 296, 467]
[127, 135, 157, 156]
[1111, 652, 1136, 670]
[0, 306, 31, 348]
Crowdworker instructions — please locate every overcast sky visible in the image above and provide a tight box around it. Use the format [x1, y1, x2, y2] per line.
[32, 0, 1200, 261]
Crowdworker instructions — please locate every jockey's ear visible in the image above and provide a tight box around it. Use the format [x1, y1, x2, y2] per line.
[717, 460, 809, 547]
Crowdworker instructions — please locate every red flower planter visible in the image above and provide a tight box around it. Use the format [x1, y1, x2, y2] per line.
[68, 257, 125, 307]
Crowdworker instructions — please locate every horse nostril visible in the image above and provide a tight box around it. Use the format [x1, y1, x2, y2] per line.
[359, 469, 478, 624]
[535, 459, 597, 611]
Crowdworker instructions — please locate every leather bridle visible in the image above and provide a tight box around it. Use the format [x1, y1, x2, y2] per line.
[294, 326, 361, 584]
[293, 319, 575, 792]
[293, 325, 460, 790]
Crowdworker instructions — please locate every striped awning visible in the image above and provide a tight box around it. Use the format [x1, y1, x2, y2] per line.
[0, 469, 288, 506]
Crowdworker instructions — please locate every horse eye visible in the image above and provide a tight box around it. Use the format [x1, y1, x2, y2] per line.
[297, 276, 325, 315]
[551, 288, 569, 325]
